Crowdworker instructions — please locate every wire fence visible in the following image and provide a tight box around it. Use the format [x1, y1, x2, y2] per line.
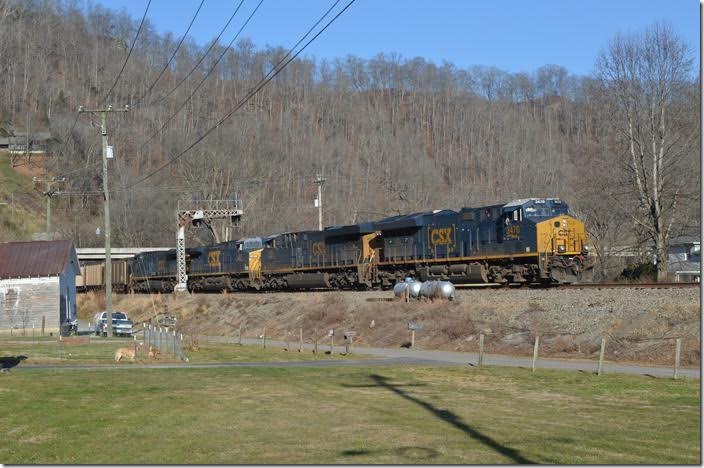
[143, 324, 185, 361]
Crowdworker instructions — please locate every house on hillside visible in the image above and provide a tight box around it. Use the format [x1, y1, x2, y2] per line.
[7, 132, 53, 153]
[0, 240, 80, 335]
[668, 236, 700, 282]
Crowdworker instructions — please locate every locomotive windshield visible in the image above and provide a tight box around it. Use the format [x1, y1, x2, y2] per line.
[521, 199, 569, 219]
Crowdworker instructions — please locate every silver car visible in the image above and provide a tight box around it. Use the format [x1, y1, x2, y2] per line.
[94, 311, 133, 337]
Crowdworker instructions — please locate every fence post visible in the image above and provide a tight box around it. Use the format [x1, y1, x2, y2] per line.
[674, 338, 682, 379]
[286, 330, 290, 351]
[531, 335, 540, 372]
[299, 328, 303, 352]
[238, 324, 242, 345]
[133, 335, 137, 357]
[330, 334, 334, 354]
[32, 323, 35, 345]
[173, 331, 177, 358]
[179, 333, 184, 360]
[597, 337, 606, 376]
[411, 330, 415, 348]
[159, 327, 162, 350]
[262, 327, 266, 348]
[314, 328, 318, 354]
[41, 315, 45, 336]
[478, 333, 485, 367]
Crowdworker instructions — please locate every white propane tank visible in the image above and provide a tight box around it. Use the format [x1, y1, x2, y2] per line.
[419, 280, 437, 299]
[419, 280, 456, 300]
[407, 280, 422, 298]
[393, 282, 409, 298]
[436, 281, 456, 301]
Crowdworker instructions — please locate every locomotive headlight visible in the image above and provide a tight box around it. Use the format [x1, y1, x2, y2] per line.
[558, 245, 566, 253]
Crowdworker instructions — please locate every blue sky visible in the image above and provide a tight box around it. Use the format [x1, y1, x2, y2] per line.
[92, 0, 699, 76]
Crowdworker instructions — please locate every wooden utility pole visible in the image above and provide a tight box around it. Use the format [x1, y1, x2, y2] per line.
[32, 176, 66, 238]
[78, 104, 128, 337]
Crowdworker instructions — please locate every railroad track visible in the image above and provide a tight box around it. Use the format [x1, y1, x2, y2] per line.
[557, 281, 700, 290]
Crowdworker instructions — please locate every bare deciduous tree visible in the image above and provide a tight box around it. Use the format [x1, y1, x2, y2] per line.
[594, 22, 696, 281]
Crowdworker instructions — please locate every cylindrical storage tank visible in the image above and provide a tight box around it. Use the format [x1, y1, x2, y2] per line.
[393, 282, 409, 298]
[436, 281, 456, 301]
[419, 280, 437, 298]
[407, 280, 422, 298]
[419, 280, 455, 300]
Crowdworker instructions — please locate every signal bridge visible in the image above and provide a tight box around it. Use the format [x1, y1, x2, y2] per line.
[175, 198, 243, 293]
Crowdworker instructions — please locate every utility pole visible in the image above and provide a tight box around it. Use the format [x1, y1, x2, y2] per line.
[315, 174, 326, 231]
[32, 176, 66, 238]
[78, 104, 129, 337]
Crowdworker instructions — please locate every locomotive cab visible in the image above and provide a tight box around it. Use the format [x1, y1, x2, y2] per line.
[516, 199, 592, 283]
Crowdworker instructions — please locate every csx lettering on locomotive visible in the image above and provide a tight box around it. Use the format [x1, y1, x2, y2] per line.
[311, 242, 326, 256]
[429, 227, 454, 245]
[208, 250, 221, 267]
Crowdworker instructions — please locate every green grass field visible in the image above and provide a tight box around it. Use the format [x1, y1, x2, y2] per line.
[0, 364, 699, 464]
[0, 336, 360, 365]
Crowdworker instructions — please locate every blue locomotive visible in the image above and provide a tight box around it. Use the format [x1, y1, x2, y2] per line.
[125, 198, 592, 292]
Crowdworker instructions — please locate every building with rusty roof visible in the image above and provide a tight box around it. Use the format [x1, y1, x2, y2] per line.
[0, 240, 79, 334]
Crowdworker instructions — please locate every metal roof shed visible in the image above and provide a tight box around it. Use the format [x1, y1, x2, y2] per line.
[0, 240, 80, 335]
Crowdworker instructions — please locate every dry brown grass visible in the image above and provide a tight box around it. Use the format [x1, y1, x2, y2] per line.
[77, 289, 701, 366]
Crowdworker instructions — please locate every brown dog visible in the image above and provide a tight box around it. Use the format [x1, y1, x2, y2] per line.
[114, 343, 141, 362]
[148, 346, 161, 360]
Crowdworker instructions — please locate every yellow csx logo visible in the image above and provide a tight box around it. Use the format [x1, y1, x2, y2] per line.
[429, 226, 455, 245]
[208, 250, 221, 267]
[311, 242, 326, 256]
[557, 229, 572, 237]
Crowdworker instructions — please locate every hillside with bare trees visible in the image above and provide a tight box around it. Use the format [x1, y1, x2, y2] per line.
[0, 1, 698, 279]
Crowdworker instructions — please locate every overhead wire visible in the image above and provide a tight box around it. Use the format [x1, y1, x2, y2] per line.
[139, 0, 264, 146]
[53, 0, 151, 193]
[135, 0, 207, 106]
[154, 0, 246, 105]
[118, 0, 356, 193]
[100, 0, 153, 105]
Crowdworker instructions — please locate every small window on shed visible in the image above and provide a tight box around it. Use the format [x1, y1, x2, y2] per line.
[554, 221, 560, 228]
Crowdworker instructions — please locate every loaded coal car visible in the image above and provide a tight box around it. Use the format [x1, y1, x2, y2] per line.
[255, 222, 380, 290]
[372, 198, 592, 286]
[128, 249, 179, 293]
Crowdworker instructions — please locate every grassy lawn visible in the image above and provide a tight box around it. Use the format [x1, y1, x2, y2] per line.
[0, 336, 363, 365]
[0, 365, 698, 464]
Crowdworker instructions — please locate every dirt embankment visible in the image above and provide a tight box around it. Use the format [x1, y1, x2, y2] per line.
[79, 287, 701, 366]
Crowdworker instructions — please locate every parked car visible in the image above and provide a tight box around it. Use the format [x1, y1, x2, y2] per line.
[93, 311, 133, 337]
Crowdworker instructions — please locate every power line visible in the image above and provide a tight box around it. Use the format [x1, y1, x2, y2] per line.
[155, 0, 246, 105]
[140, 0, 264, 146]
[136, 0, 207, 106]
[100, 0, 152, 105]
[119, 0, 356, 192]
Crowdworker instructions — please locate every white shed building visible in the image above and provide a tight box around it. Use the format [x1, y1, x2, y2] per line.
[0, 240, 80, 334]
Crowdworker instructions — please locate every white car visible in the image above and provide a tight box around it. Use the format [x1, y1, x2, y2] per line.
[93, 311, 133, 337]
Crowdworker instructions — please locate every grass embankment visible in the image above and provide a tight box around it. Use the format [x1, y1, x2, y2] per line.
[0, 153, 43, 240]
[0, 365, 699, 464]
[0, 335, 358, 365]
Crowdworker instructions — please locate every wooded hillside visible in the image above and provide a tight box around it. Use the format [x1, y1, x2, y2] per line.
[0, 0, 698, 279]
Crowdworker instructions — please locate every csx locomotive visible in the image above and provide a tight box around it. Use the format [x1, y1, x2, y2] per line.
[81, 198, 593, 293]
